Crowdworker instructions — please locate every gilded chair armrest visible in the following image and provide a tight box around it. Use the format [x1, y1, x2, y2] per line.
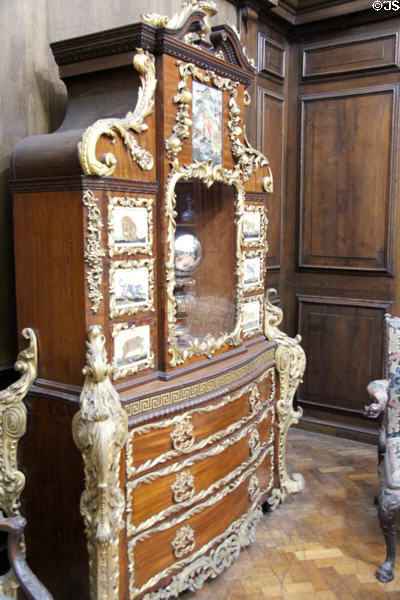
[364, 379, 389, 419]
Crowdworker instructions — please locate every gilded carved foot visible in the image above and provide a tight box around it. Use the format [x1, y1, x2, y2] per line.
[72, 325, 128, 600]
[264, 290, 306, 509]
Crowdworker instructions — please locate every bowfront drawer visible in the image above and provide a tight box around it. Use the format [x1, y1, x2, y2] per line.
[126, 404, 274, 535]
[128, 448, 274, 597]
[126, 366, 275, 479]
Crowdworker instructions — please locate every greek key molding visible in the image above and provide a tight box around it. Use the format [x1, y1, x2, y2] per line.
[126, 366, 275, 478]
[72, 326, 128, 600]
[78, 49, 156, 177]
[83, 190, 106, 314]
[264, 289, 306, 509]
[124, 347, 274, 417]
[0, 329, 37, 600]
[141, 505, 262, 599]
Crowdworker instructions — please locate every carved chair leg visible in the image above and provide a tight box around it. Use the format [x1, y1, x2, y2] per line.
[376, 488, 400, 582]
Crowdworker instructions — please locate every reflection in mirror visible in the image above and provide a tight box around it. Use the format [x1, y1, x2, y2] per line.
[173, 180, 237, 348]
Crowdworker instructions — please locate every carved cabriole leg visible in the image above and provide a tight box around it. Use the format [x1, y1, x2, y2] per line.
[72, 326, 128, 600]
[0, 329, 38, 599]
[264, 289, 306, 510]
[376, 487, 400, 582]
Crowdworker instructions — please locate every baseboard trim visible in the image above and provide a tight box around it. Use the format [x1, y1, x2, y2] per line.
[294, 414, 378, 445]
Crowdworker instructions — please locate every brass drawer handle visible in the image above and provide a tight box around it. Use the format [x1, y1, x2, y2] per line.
[170, 415, 195, 453]
[172, 524, 195, 558]
[171, 470, 195, 503]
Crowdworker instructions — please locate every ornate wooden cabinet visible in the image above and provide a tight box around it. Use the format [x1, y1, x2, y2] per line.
[8, 2, 305, 599]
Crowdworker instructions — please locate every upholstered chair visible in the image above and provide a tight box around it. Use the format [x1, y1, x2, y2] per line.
[365, 313, 400, 582]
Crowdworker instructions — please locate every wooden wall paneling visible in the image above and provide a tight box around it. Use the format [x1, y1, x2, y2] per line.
[258, 34, 286, 79]
[301, 32, 400, 79]
[299, 84, 398, 273]
[257, 87, 284, 270]
[297, 295, 392, 438]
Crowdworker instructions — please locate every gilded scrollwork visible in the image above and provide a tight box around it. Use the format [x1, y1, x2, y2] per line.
[135, 504, 263, 599]
[170, 415, 195, 453]
[83, 190, 106, 314]
[0, 329, 37, 599]
[142, 1, 217, 37]
[72, 325, 128, 600]
[171, 470, 195, 504]
[264, 288, 306, 509]
[78, 49, 156, 177]
[172, 524, 196, 558]
[165, 162, 244, 366]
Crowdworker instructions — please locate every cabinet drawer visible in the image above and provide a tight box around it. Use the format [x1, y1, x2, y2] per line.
[128, 448, 274, 596]
[126, 405, 274, 534]
[126, 366, 275, 478]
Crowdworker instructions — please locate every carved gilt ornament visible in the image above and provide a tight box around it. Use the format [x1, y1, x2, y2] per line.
[142, 0, 217, 40]
[264, 289, 306, 509]
[0, 329, 37, 600]
[83, 190, 106, 314]
[72, 325, 128, 600]
[78, 49, 156, 177]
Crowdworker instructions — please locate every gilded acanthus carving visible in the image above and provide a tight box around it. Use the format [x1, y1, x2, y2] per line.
[142, 1, 217, 38]
[83, 190, 105, 314]
[0, 329, 37, 600]
[72, 326, 128, 600]
[171, 524, 196, 558]
[264, 289, 306, 509]
[78, 49, 156, 177]
[141, 506, 262, 599]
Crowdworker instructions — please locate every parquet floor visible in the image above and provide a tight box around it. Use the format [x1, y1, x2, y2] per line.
[181, 428, 400, 599]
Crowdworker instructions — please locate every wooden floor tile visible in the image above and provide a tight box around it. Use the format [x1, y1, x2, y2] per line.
[180, 429, 400, 599]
